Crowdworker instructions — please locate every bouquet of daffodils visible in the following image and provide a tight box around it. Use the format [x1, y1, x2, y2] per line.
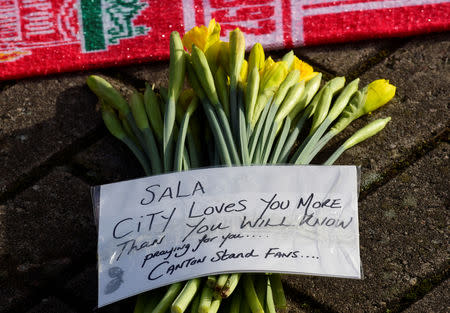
[87, 20, 395, 313]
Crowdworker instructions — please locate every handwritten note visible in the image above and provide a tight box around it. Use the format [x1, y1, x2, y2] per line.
[96, 165, 360, 307]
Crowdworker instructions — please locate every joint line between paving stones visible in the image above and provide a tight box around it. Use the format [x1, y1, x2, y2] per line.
[359, 125, 449, 201]
[345, 38, 410, 81]
[67, 158, 114, 186]
[387, 261, 450, 313]
[0, 125, 107, 204]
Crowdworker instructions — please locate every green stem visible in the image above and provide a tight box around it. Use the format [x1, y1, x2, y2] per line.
[242, 275, 264, 313]
[254, 274, 267, 307]
[248, 97, 272, 160]
[291, 117, 333, 165]
[187, 131, 200, 168]
[269, 117, 291, 164]
[174, 111, 192, 172]
[143, 293, 161, 313]
[215, 274, 229, 293]
[208, 297, 222, 313]
[240, 293, 251, 313]
[199, 284, 214, 313]
[255, 104, 278, 163]
[152, 282, 183, 313]
[121, 137, 151, 175]
[163, 98, 176, 172]
[324, 145, 346, 165]
[253, 140, 263, 164]
[183, 146, 191, 171]
[269, 274, 287, 312]
[215, 105, 241, 165]
[278, 105, 312, 163]
[189, 291, 201, 313]
[238, 87, 250, 165]
[261, 121, 278, 164]
[207, 276, 217, 288]
[134, 293, 148, 313]
[229, 287, 241, 313]
[266, 279, 276, 313]
[202, 100, 232, 166]
[220, 273, 241, 298]
[125, 112, 148, 155]
[304, 131, 336, 164]
[142, 128, 162, 174]
[230, 85, 239, 144]
[172, 278, 202, 313]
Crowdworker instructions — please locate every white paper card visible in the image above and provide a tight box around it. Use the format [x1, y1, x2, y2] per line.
[97, 165, 360, 307]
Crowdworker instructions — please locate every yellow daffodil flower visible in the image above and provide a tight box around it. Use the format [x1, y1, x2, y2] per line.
[259, 56, 275, 78]
[182, 19, 221, 52]
[363, 79, 396, 114]
[292, 56, 318, 82]
[249, 43, 265, 71]
[239, 59, 248, 83]
[260, 60, 288, 91]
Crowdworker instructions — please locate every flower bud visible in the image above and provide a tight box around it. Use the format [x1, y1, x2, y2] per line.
[87, 75, 130, 116]
[344, 117, 391, 149]
[205, 40, 222, 75]
[245, 67, 260, 122]
[275, 81, 305, 125]
[144, 85, 163, 142]
[249, 43, 265, 71]
[168, 31, 186, 103]
[215, 66, 230, 117]
[260, 61, 288, 92]
[191, 44, 220, 106]
[281, 51, 295, 69]
[259, 56, 274, 78]
[229, 28, 245, 84]
[272, 70, 300, 107]
[363, 79, 396, 114]
[101, 104, 126, 140]
[129, 92, 149, 130]
[217, 41, 230, 75]
[240, 59, 248, 83]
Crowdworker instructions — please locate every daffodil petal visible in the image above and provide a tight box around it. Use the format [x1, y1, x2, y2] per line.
[364, 79, 396, 113]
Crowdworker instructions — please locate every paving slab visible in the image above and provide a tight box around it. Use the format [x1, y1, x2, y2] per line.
[0, 72, 139, 197]
[0, 169, 96, 290]
[26, 297, 78, 313]
[0, 279, 33, 313]
[72, 136, 145, 184]
[0, 73, 100, 195]
[403, 279, 450, 313]
[319, 32, 449, 189]
[294, 39, 394, 76]
[284, 142, 449, 312]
